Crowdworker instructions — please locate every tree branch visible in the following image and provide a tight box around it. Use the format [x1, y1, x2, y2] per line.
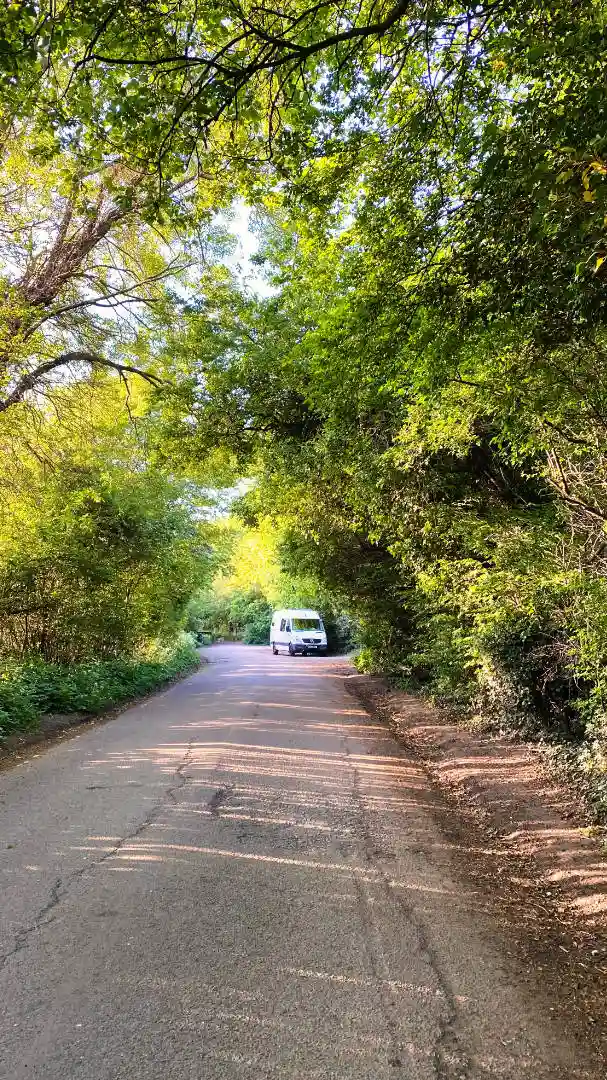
[0, 352, 163, 414]
[74, 0, 411, 86]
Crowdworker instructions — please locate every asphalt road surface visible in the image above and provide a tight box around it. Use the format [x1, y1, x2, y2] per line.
[0, 645, 599, 1079]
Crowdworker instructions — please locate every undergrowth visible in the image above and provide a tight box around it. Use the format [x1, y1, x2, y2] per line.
[0, 635, 200, 739]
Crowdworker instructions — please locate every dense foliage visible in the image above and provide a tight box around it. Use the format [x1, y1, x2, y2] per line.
[139, 0, 607, 810]
[0, 354, 213, 733]
[0, 376, 214, 662]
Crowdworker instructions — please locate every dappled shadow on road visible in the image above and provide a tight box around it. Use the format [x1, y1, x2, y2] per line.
[75, 646, 516, 919]
[69, 715, 462, 1070]
[401, 717, 607, 921]
[27, 644, 594, 1078]
[348, 673, 607, 928]
[2, 646, 603, 1079]
[345, 677, 607, 1066]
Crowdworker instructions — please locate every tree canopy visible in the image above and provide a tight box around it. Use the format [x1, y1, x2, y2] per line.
[138, 0, 607, 796]
[4, 0, 607, 808]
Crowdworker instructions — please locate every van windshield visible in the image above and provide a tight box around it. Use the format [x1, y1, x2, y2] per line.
[292, 618, 322, 630]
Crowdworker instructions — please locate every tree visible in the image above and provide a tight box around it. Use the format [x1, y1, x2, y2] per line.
[4, 0, 607, 768]
[147, 0, 607, 735]
[0, 377, 213, 662]
[0, 130, 206, 414]
[0, 0, 501, 191]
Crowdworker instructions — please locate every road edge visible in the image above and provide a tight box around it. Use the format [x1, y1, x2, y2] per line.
[345, 671, 607, 1059]
[0, 654, 207, 772]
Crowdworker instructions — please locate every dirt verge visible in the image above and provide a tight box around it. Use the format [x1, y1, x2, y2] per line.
[347, 673, 607, 1058]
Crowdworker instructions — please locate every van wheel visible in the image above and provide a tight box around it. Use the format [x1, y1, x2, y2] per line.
[288, 643, 295, 656]
[272, 642, 278, 655]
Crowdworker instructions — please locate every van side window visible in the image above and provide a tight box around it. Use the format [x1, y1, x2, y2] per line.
[280, 618, 286, 632]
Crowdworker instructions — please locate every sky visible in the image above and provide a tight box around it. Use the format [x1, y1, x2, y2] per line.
[220, 200, 275, 298]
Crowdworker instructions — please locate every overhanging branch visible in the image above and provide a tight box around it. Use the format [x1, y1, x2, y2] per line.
[0, 351, 163, 414]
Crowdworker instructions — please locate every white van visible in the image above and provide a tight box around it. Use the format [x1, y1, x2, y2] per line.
[271, 609, 327, 656]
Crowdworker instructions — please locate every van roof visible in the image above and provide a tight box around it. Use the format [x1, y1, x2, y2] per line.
[272, 608, 321, 618]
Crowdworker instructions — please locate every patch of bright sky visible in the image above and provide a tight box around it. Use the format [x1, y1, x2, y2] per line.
[196, 476, 256, 519]
[218, 199, 275, 298]
[205, 202, 266, 515]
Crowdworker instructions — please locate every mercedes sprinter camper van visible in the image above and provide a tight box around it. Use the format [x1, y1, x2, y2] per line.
[271, 609, 327, 656]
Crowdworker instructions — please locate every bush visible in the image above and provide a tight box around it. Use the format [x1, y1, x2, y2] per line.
[324, 614, 358, 654]
[242, 614, 271, 644]
[0, 636, 199, 739]
[187, 588, 274, 643]
[0, 666, 40, 735]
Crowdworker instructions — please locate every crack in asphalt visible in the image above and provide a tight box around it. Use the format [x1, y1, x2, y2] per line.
[0, 739, 194, 973]
[342, 734, 471, 1080]
[350, 868, 412, 1072]
[207, 783, 234, 815]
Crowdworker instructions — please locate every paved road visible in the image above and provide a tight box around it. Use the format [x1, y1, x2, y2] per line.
[0, 645, 597, 1079]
